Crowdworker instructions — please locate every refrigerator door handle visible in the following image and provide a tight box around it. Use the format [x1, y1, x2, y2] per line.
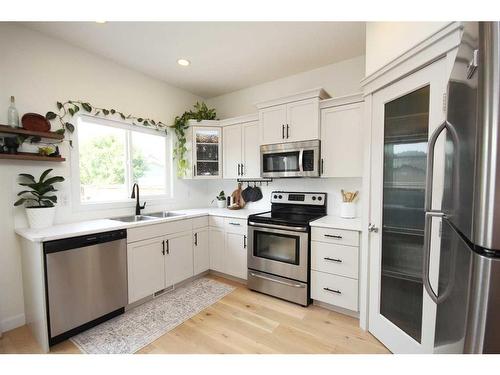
[423, 211, 445, 303]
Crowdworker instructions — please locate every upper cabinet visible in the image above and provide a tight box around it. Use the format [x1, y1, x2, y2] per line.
[320, 94, 364, 178]
[221, 114, 260, 179]
[184, 120, 222, 179]
[257, 88, 330, 145]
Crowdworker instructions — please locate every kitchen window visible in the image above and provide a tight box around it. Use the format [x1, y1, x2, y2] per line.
[73, 115, 170, 206]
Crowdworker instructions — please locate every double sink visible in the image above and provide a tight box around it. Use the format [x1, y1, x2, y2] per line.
[112, 211, 186, 223]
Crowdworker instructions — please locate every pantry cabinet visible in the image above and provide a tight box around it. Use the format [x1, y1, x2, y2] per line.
[257, 88, 330, 145]
[320, 95, 364, 178]
[222, 114, 260, 179]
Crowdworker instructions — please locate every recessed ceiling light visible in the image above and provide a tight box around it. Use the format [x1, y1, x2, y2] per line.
[177, 58, 191, 67]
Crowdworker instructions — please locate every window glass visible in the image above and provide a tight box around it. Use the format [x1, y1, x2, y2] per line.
[131, 131, 166, 196]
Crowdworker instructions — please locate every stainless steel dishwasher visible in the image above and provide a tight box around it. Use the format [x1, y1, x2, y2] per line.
[43, 229, 128, 346]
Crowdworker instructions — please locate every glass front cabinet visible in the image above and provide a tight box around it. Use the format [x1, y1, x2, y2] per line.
[184, 122, 223, 179]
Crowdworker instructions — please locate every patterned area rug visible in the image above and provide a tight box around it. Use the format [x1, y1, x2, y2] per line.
[70, 277, 235, 354]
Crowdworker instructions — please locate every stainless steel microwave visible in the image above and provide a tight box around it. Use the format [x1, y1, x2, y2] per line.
[260, 140, 320, 178]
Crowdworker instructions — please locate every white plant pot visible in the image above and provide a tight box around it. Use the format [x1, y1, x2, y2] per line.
[26, 206, 56, 229]
[340, 202, 356, 219]
[216, 200, 226, 208]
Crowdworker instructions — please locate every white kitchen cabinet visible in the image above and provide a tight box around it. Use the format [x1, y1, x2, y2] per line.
[165, 230, 194, 286]
[222, 117, 260, 179]
[320, 98, 364, 177]
[193, 228, 209, 275]
[225, 232, 248, 280]
[127, 237, 166, 304]
[209, 227, 225, 273]
[257, 88, 329, 145]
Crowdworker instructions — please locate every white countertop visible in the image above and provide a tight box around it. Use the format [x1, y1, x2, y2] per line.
[15, 207, 265, 243]
[310, 215, 362, 231]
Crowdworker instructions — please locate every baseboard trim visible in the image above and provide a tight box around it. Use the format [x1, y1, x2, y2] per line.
[1, 313, 26, 333]
[313, 300, 360, 319]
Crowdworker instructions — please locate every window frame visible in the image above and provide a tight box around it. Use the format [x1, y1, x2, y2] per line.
[71, 114, 173, 212]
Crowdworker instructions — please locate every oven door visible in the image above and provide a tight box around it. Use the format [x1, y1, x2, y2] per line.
[248, 223, 309, 282]
[260, 140, 320, 178]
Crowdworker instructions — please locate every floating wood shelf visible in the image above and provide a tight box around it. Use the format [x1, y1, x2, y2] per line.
[0, 124, 64, 140]
[0, 152, 66, 162]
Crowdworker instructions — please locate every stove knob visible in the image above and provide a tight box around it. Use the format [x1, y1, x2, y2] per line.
[318, 196, 323, 201]
[312, 196, 316, 201]
[273, 194, 278, 199]
[278, 195, 283, 199]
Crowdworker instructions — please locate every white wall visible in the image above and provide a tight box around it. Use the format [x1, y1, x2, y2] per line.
[206, 55, 365, 118]
[365, 22, 451, 76]
[0, 23, 208, 331]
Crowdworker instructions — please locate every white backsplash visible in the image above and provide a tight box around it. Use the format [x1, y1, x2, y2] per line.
[205, 177, 363, 217]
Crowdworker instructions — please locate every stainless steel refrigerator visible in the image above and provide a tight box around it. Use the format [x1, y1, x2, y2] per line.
[424, 22, 500, 354]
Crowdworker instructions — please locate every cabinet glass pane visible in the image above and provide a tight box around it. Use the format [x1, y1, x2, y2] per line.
[194, 129, 220, 176]
[380, 86, 429, 343]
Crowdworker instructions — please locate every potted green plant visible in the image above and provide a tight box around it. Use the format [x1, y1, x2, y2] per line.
[212, 190, 226, 208]
[14, 169, 65, 229]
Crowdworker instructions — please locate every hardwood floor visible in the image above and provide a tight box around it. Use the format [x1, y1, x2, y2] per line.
[0, 275, 389, 354]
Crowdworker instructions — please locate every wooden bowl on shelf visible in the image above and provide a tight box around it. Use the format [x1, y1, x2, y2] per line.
[21, 113, 51, 132]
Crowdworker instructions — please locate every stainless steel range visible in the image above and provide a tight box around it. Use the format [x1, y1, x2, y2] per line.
[247, 191, 327, 306]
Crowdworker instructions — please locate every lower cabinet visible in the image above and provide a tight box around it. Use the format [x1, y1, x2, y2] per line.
[209, 227, 225, 273]
[225, 232, 248, 280]
[127, 237, 166, 304]
[165, 231, 194, 287]
[193, 228, 209, 275]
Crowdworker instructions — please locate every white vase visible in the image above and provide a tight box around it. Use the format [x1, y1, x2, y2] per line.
[26, 206, 56, 229]
[340, 202, 356, 219]
[216, 200, 226, 208]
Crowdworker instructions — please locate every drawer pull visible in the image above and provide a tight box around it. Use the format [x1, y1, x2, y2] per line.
[324, 257, 342, 263]
[229, 222, 241, 226]
[323, 287, 342, 294]
[324, 234, 343, 239]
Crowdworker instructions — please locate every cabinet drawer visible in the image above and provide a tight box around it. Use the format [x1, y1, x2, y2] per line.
[192, 216, 209, 229]
[224, 218, 247, 234]
[311, 242, 359, 279]
[209, 216, 225, 228]
[127, 219, 192, 243]
[311, 227, 359, 247]
[311, 271, 358, 311]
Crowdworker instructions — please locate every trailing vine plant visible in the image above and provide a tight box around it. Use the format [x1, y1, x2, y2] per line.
[171, 102, 217, 177]
[44, 100, 169, 147]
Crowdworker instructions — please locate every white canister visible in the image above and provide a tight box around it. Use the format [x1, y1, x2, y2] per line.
[26, 206, 56, 229]
[340, 202, 356, 219]
[216, 200, 226, 208]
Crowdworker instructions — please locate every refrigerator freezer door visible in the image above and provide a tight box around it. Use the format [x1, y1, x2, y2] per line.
[433, 219, 472, 353]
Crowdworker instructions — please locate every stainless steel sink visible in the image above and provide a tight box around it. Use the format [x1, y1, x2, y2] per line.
[112, 215, 158, 223]
[147, 211, 186, 218]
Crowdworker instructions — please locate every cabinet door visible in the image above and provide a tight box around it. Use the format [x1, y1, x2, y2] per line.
[260, 104, 287, 145]
[209, 228, 225, 273]
[192, 127, 222, 179]
[242, 120, 261, 178]
[127, 238, 165, 303]
[193, 228, 209, 275]
[165, 231, 194, 286]
[223, 124, 242, 179]
[225, 232, 248, 280]
[320, 102, 363, 177]
[286, 98, 320, 142]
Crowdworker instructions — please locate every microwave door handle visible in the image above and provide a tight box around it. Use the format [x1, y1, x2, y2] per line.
[299, 149, 304, 172]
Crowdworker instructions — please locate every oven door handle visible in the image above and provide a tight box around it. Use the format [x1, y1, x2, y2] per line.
[299, 148, 304, 172]
[248, 221, 308, 232]
[249, 272, 306, 288]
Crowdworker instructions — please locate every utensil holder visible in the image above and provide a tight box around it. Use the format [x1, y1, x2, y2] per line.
[340, 202, 356, 218]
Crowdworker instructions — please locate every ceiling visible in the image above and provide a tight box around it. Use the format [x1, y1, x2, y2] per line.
[24, 22, 366, 98]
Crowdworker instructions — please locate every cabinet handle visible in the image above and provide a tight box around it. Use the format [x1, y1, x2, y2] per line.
[229, 222, 240, 226]
[282, 124, 285, 139]
[323, 287, 342, 294]
[324, 257, 342, 263]
[325, 234, 343, 239]
[162, 240, 165, 255]
[166, 239, 170, 254]
[193, 165, 196, 176]
[241, 163, 244, 176]
[237, 163, 241, 176]
[286, 124, 289, 139]
[243, 235, 247, 248]
[321, 158, 324, 175]
[194, 232, 198, 246]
